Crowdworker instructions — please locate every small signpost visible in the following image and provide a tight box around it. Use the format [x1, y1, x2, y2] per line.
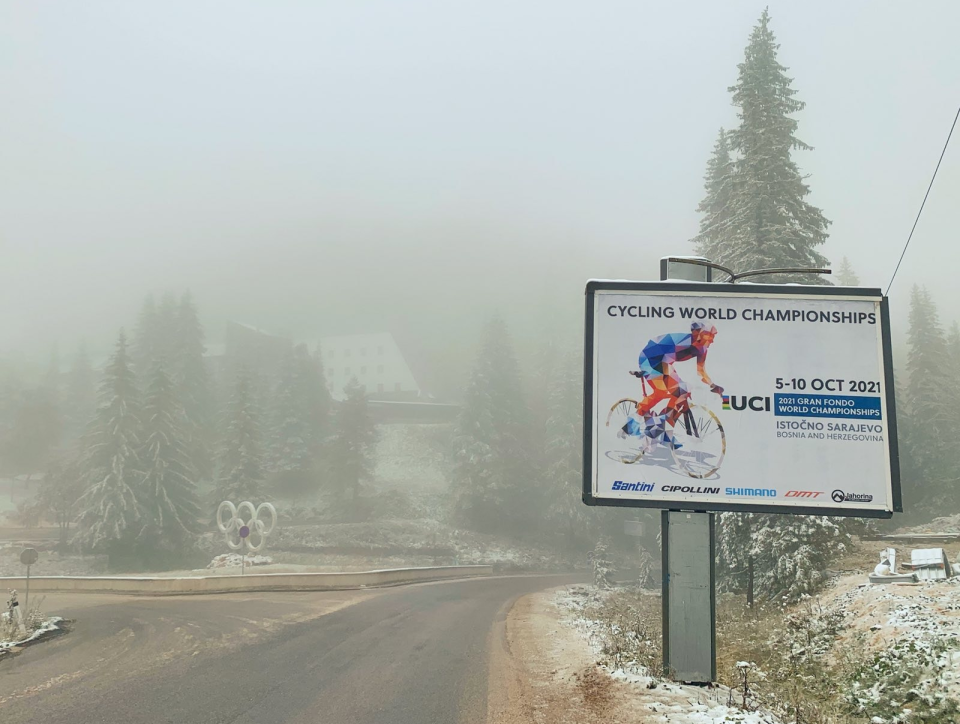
[20, 548, 38, 615]
[238, 525, 250, 575]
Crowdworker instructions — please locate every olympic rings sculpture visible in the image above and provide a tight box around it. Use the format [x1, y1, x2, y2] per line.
[216, 501, 278, 554]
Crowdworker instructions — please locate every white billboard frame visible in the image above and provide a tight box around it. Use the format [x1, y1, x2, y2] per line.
[582, 280, 902, 518]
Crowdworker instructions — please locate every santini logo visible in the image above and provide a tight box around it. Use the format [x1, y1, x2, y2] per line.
[722, 394, 771, 412]
[612, 481, 654, 492]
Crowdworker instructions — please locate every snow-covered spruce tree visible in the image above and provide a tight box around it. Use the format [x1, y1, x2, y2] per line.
[835, 256, 860, 286]
[545, 348, 594, 556]
[65, 342, 96, 441]
[717, 511, 755, 594]
[268, 346, 318, 499]
[75, 330, 143, 561]
[132, 294, 159, 378]
[697, 9, 830, 283]
[451, 315, 536, 534]
[173, 291, 214, 480]
[692, 128, 735, 265]
[297, 344, 332, 461]
[750, 515, 854, 600]
[328, 378, 376, 514]
[138, 364, 203, 556]
[214, 370, 266, 505]
[902, 286, 952, 508]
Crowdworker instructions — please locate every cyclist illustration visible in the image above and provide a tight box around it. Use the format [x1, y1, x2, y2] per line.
[607, 322, 726, 478]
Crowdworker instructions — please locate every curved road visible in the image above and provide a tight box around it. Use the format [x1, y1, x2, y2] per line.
[0, 575, 571, 723]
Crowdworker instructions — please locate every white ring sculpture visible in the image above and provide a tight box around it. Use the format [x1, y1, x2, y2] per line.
[216, 501, 277, 554]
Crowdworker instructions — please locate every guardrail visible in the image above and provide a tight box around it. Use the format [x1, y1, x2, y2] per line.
[0, 565, 493, 596]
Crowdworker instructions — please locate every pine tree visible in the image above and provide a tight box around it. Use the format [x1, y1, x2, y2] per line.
[139, 364, 203, 554]
[75, 330, 143, 556]
[65, 342, 97, 441]
[299, 345, 332, 461]
[545, 349, 594, 555]
[173, 291, 214, 480]
[328, 378, 376, 513]
[750, 515, 854, 600]
[693, 128, 735, 264]
[215, 370, 266, 505]
[452, 315, 535, 533]
[269, 347, 314, 495]
[697, 9, 830, 282]
[23, 455, 84, 551]
[836, 256, 860, 286]
[903, 286, 952, 507]
[132, 294, 159, 377]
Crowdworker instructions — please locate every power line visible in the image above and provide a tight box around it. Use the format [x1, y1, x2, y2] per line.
[885, 104, 960, 296]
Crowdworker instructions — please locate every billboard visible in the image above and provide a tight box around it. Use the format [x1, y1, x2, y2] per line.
[583, 281, 901, 518]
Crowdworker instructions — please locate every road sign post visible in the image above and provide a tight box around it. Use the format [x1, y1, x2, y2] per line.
[20, 548, 38, 616]
[582, 256, 900, 684]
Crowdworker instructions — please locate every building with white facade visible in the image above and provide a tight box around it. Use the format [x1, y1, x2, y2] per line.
[318, 332, 420, 400]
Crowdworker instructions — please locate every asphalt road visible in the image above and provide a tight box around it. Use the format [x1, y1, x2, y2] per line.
[0, 575, 571, 724]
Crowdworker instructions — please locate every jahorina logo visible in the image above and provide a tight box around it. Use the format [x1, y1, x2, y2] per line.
[831, 489, 874, 503]
[721, 394, 771, 412]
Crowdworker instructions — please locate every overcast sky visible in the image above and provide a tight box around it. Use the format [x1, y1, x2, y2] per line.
[1, 1, 958, 364]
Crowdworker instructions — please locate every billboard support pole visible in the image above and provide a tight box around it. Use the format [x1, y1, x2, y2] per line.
[660, 257, 716, 685]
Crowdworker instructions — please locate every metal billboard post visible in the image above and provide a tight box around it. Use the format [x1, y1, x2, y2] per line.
[660, 257, 715, 684]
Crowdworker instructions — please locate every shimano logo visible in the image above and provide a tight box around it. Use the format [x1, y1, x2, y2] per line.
[612, 481, 654, 493]
[831, 489, 874, 503]
[725, 487, 776, 497]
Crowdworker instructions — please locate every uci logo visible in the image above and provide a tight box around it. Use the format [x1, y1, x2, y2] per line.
[722, 394, 771, 412]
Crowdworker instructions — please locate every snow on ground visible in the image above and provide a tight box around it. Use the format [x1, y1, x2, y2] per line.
[206, 553, 273, 569]
[0, 616, 64, 658]
[553, 586, 784, 724]
[826, 574, 960, 710]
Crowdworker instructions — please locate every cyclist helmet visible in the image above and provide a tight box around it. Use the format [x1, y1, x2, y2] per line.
[690, 322, 718, 345]
[690, 322, 718, 335]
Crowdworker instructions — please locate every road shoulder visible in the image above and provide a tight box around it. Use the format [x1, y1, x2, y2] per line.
[487, 585, 646, 724]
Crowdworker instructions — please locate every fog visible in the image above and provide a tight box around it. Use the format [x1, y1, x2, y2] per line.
[2, 1, 959, 369]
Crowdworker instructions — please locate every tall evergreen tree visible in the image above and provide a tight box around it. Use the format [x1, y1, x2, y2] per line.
[329, 378, 376, 512]
[269, 348, 313, 485]
[75, 330, 143, 556]
[697, 9, 830, 282]
[215, 370, 266, 504]
[693, 128, 735, 264]
[65, 342, 97, 441]
[545, 348, 594, 554]
[836, 256, 861, 286]
[452, 315, 535, 533]
[173, 291, 214, 480]
[139, 364, 203, 553]
[902, 286, 952, 507]
[132, 294, 159, 377]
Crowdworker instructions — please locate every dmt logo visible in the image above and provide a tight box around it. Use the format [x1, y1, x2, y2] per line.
[785, 490, 824, 499]
[612, 481, 654, 493]
[722, 394, 771, 412]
